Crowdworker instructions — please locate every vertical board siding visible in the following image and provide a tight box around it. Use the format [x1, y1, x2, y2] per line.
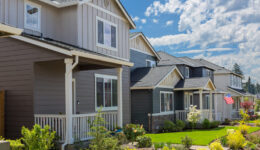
[74, 66, 131, 124]
[130, 36, 155, 56]
[0, 37, 65, 139]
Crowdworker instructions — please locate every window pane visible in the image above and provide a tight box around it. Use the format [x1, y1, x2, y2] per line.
[104, 23, 111, 47]
[96, 78, 104, 107]
[104, 79, 112, 107]
[26, 4, 39, 29]
[161, 93, 165, 112]
[112, 79, 117, 107]
[98, 21, 104, 44]
[111, 26, 116, 48]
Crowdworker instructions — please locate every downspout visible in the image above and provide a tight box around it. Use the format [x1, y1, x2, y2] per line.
[62, 55, 79, 150]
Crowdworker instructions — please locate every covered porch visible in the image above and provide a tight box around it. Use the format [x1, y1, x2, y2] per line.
[174, 77, 216, 122]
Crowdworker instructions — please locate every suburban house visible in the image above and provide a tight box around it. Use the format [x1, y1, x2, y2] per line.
[197, 59, 257, 120]
[0, 0, 136, 148]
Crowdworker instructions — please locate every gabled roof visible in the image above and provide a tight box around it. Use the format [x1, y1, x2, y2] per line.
[196, 59, 244, 78]
[175, 77, 216, 91]
[38, 0, 136, 29]
[131, 65, 183, 89]
[157, 51, 214, 70]
[227, 87, 256, 97]
[130, 32, 161, 60]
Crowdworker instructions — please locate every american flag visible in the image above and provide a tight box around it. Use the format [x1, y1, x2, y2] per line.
[224, 94, 234, 104]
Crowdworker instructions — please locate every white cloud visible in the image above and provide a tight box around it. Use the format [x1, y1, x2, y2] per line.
[146, 0, 260, 82]
[175, 48, 233, 54]
[166, 20, 174, 26]
[141, 19, 147, 24]
[132, 16, 139, 22]
[153, 19, 159, 23]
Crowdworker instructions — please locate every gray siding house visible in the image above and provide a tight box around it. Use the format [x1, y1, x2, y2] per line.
[0, 0, 136, 147]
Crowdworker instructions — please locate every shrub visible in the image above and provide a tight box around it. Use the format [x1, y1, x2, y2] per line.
[238, 124, 250, 136]
[136, 135, 152, 148]
[115, 132, 128, 145]
[174, 145, 186, 150]
[187, 106, 201, 130]
[230, 120, 238, 126]
[162, 146, 176, 150]
[246, 142, 257, 150]
[88, 110, 119, 150]
[254, 120, 260, 127]
[227, 130, 247, 150]
[220, 136, 228, 147]
[197, 148, 207, 150]
[222, 118, 231, 125]
[181, 136, 192, 149]
[6, 139, 25, 150]
[21, 124, 56, 150]
[154, 142, 165, 150]
[175, 120, 185, 131]
[240, 110, 250, 123]
[210, 121, 220, 128]
[202, 119, 211, 129]
[123, 124, 145, 142]
[163, 120, 176, 132]
[209, 140, 224, 150]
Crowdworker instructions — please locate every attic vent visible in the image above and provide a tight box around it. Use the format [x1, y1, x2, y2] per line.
[104, 0, 109, 8]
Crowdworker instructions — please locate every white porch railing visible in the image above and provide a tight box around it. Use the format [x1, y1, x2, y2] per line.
[175, 110, 212, 121]
[34, 111, 117, 142]
[72, 111, 117, 141]
[34, 114, 66, 142]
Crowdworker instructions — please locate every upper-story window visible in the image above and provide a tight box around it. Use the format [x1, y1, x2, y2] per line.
[230, 74, 242, 89]
[203, 69, 212, 77]
[185, 67, 189, 78]
[97, 17, 117, 51]
[24, 1, 41, 32]
[146, 60, 156, 67]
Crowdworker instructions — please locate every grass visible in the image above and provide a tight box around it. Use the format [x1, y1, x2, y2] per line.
[147, 126, 260, 146]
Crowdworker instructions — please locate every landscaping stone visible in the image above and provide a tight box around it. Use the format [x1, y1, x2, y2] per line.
[0, 141, 10, 150]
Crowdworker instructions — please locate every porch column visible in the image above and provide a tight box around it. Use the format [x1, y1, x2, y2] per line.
[65, 58, 74, 144]
[209, 90, 213, 121]
[199, 89, 203, 110]
[117, 67, 123, 127]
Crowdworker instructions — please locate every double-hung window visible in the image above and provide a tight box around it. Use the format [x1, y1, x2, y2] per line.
[24, 1, 41, 31]
[185, 67, 189, 78]
[97, 17, 117, 51]
[96, 74, 117, 111]
[160, 92, 173, 112]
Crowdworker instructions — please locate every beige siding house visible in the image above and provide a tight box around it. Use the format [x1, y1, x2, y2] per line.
[0, 0, 135, 148]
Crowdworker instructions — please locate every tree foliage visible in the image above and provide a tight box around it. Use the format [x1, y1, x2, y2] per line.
[232, 63, 243, 76]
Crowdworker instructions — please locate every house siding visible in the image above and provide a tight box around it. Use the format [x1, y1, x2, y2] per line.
[0, 37, 66, 139]
[130, 50, 156, 71]
[175, 91, 184, 110]
[74, 66, 131, 124]
[131, 90, 152, 130]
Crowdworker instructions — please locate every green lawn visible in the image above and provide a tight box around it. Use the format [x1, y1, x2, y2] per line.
[147, 126, 260, 146]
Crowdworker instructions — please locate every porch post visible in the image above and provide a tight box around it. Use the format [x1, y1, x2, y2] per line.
[199, 89, 203, 121]
[209, 90, 213, 121]
[117, 67, 123, 127]
[65, 58, 74, 144]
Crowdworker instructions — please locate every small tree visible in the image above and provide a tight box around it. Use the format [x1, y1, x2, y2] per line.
[88, 110, 119, 150]
[187, 106, 201, 130]
[240, 97, 253, 111]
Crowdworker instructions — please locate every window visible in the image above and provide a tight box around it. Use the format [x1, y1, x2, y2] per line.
[230, 74, 242, 89]
[97, 17, 117, 51]
[160, 92, 173, 112]
[204, 95, 210, 109]
[146, 60, 156, 67]
[95, 74, 117, 111]
[184, 92, 194, 110]
[185, 67, 189, 78]
[24, 1, 41, 31]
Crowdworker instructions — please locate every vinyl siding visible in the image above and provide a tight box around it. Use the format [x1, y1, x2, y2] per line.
[175, 91, 184, 110]
[130, 50, 157, 71]
[131, 90, 152, 130]
[74, 66, 131, 124]
[0, 37, 66, 139]
[214, 74, 230, 91]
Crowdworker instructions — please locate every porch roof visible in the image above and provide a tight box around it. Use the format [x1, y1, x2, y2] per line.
[228, 87, 255, 97]
[174, 77, 216, 91]
[10, 34, 133, 67]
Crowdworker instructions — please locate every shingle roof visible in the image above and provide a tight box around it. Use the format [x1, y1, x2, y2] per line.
[157, 51, 214, 69]
[194, 59, 232, 74]
[228, 86, 247, 95]
[131, 66, 176, 88]
[175, 77, 211, 89]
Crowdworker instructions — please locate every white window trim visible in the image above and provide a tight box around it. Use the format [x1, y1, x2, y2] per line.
[95, 74, 118, 112]
[146, 59, 156, 67]
[160, 91, 174, 113]
[24, 0, 41, 32]
[96, 16, 118, 51]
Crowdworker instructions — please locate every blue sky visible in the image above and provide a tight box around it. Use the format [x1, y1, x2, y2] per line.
[121, 0, 260, 83]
